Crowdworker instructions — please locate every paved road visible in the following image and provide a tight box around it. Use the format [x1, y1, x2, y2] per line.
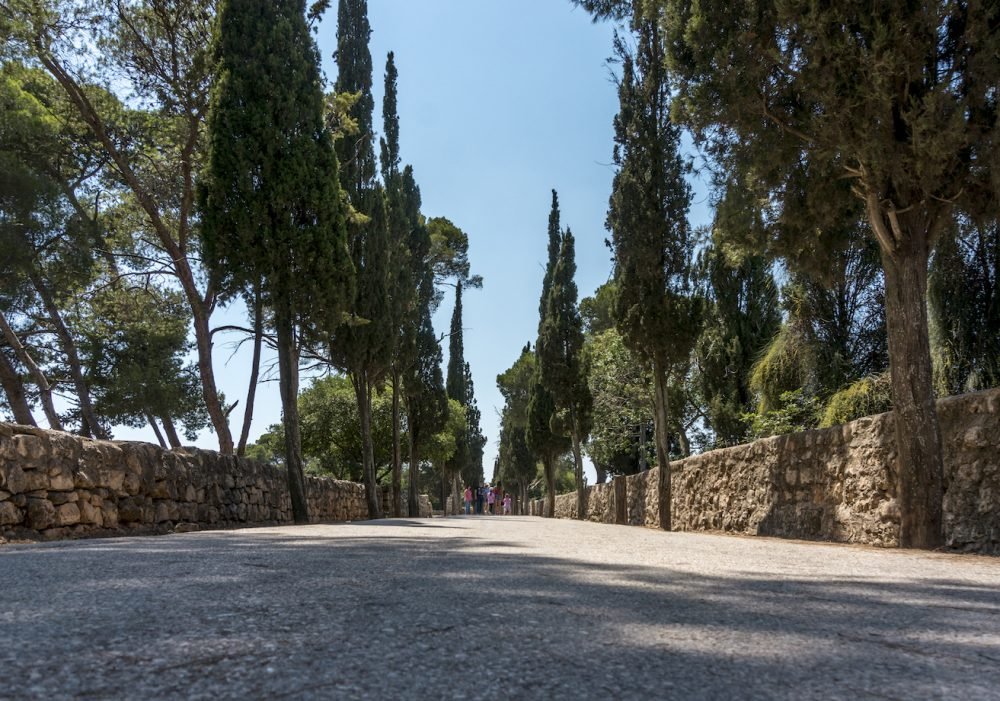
[1, 517, 999, 700]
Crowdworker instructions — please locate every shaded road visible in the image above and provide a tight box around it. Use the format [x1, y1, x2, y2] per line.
[2, 516, 999, 699]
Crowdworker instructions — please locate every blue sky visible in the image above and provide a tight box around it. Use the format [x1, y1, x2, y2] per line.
[117, 0, 713, 482]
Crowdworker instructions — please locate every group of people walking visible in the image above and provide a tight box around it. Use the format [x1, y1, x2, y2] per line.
[463, 484, 511, 515]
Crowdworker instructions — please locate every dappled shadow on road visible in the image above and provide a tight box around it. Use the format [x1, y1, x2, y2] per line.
[1, 522, 999, 699]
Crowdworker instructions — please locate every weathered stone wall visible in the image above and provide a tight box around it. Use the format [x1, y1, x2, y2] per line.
[0, 424, 419, 542]
[549, 387, 1000, 554]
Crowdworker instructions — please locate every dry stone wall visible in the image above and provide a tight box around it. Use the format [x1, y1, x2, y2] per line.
[551, 387, 1000, 554]
[0, 424, 388, 542]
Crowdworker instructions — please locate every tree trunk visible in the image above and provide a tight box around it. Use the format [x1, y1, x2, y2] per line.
[391, 370, 403, 517]
[452, 474, 460, 516]
[572, 419, 585, 521]
[652, 357, 672, 531]
[408, 424, 420, 517]
[878, 230, 944, 549]
[30, 272, 107, 439]
[145, 411, 167, 448]
[274, 301, 308, 524]
[544, 453, 555, 518]
[0, 349, 37, 426]
[160, 414, 182, 448]
[0, 312, 62, 431]
[595, 464, 608, 485]
[237, 284, 264, 456]
[439, 473, 447, 516]
[353, 371, 383, 519]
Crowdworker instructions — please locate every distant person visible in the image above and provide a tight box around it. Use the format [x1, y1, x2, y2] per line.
[503, 493, 512, 515]
[487, 486, 496, 515]
[476, 485, 485, 514]
[463, 486, 473, 515]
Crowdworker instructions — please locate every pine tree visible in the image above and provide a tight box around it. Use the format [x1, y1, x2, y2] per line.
[537, 229, 593, 519]
[606, 18, 700, 531]
[527, 191, 571, 516]
[199, 0, 352, 523]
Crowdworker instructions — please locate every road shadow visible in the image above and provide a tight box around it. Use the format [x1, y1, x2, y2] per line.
[1, 526, 998, 699]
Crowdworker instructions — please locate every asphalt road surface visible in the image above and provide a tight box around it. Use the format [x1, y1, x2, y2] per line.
[2, 516, 999, 700]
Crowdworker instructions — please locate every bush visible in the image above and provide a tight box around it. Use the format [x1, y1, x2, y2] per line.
[818, 373, 893, 427]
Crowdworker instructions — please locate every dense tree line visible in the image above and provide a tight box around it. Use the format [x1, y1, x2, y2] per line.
[495, 0, 998, 546]
[0, 0, 484, 520]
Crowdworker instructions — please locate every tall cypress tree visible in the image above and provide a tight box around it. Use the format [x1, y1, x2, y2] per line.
[405, 234, 448, 517]
[444, 281, 471, 495]
[328, 0, 391, 518]
[333, 0, 375, 201]
[527, 190, 571, 516]
[199, 0, 352, 524]
[462, 361, 486, 488]
[537, 230, 593, 519]
[380, 51, 411, 516]
[607, 18, 700, 531]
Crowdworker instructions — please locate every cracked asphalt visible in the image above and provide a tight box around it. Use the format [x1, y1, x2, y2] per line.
[1, 516, 999, 700]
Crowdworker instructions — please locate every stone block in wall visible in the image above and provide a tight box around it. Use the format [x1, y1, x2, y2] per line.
[25, 498, 55, 530]
[54, 502, 81, 527]
[0, 500, 23, 526]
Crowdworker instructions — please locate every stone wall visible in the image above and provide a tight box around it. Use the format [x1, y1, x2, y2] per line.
[550, 387, 1000, 554]
[0, 424, 428, 542]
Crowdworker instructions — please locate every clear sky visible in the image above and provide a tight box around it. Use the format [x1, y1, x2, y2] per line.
[114, 0, 713, 483]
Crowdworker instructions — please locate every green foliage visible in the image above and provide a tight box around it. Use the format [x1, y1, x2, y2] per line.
[744, 389, 821, 439]
[580, 281, 617, 336]
[819, 373, 893, 428]
[333, 0, 375, 201]
[607, 21, 700, 370]
[584, 327, 652, 475]
[537, 230, 592, 440]
[198, 0, 352, 322]
[527, 195, 571, 463]
[80, 285, 208, 440]
[748, 322, 814, 415]
[246, 375, 395, 480]
[929, 216, 1000, 395]
[695, 238, 780, 446]
[427, 216, 481, 289]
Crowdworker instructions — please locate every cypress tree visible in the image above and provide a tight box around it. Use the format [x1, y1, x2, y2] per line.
[537, 229, 593, 519]
[199, 0, 352, 523]
[606, 18, 700, 531]
[330, 0, 390, 518]
[405, 241, 448, 517]
[326, 185, 391, 519]
[444, 281, 471, 494]
[380, 51, 411, 516]
[527, 191, 571, 516]
[462, 361, 486, 488]
[333, 0, 375, 200]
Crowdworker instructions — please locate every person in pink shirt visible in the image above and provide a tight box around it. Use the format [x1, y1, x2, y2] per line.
[486, 486, 496, 515]
[502, 493, 512, 515]
[463, 486, 473, 515]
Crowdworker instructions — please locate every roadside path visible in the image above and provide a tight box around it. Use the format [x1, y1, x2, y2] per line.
[2, 517, 999, 699]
